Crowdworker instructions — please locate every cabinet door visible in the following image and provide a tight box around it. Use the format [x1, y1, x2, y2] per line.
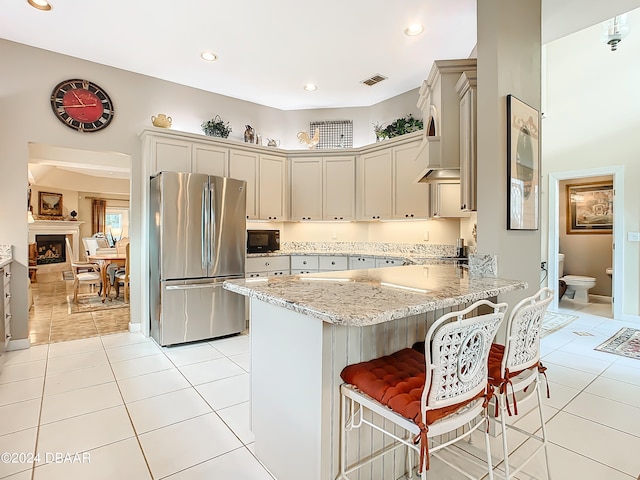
[459, 87, 477, 211]
[392, 141, 429, 219]
[431, 183, 470, 218]
[348, 256, 376, 270]
[259, 154, 287, 221]
[229, 150, 259, 220]
[192, 143, 229, 177]
[290, 158, 322, 221]
[152, 137, 191, 173]
[324, 156, 355, 221]
[359, 150, 392, 220]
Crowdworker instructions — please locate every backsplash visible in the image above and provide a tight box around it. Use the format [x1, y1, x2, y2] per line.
[0, 245, 11, 258]
[280, 241, 476, 258]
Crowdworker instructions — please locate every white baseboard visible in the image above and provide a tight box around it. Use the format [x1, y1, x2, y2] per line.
[7, 338, 31, 351]
[128, 322, 141, 333]
[621, 313, 640, 323]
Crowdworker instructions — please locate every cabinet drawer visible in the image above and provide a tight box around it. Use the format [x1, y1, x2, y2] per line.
[375, 258, 404, 268]
[290, 255, 319, 270]
[348, 256, 376, 270]
[246, 256, 290, 273]
[291, 269, 316, 275]
[318, 256, 348, 271]
[246, 270, 289, 278]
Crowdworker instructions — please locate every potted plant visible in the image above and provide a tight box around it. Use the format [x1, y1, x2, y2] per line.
[201, 115, 232, 138]
[375, 114, 424, 139]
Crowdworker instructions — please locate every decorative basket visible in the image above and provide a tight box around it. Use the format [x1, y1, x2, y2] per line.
[201, 115, 232, 138]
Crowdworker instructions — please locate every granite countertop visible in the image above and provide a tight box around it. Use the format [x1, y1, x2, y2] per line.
[0, 245, 12, 268]
[223, 264, 526, 327]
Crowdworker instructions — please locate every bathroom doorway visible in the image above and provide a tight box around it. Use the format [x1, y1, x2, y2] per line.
[548, 167, 624, 319]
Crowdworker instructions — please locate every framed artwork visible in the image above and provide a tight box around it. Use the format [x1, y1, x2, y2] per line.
[38, 191, 63, 217]
[566, 182, 613, 234]
[507, 95, 540, 230]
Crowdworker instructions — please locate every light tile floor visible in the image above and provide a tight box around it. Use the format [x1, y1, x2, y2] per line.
[0, 296, 637, 479]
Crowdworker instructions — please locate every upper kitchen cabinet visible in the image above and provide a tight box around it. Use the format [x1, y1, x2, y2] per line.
[144, 132, 230, 176]
[229, 149, 259, 220]
[192, 143, 229, 177]
[429, 182, 469, 218]
[324, 156, 355, 221]
[290, 157, 322, 221]
[358, 132, 426, 221]
[259, 154, 287, 221]
[359, 148, 393, 220]
[290, 155, 355, 221]
[415, 59, 477, 183]
[456, 70, 477, 212]
[149, 135, 192, 173]
[392, 138, 429, 219]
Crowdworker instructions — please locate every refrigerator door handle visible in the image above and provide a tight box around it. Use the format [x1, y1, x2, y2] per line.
[165, 284, 220, 291]
[201, 182, 208, 271]
[208, 183, 215, 272]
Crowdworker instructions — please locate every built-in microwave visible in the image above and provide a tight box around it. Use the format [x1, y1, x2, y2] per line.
[247, 229, 280, 253]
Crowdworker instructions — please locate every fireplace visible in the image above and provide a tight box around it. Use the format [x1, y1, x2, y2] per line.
[36, 234, 66, 265]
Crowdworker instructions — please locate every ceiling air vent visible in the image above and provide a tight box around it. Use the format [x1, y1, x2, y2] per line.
[361, 74, 388, 86]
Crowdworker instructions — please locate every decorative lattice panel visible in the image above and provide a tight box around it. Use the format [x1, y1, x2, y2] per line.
[310, 120, 353, 149]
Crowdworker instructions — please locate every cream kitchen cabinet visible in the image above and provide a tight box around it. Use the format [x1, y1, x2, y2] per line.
[290, 255, 319, 274]
[290, 156, 355, 221]
[192, 143, 229, 177]
[150, 136, 192, 173]
[391, 139, 429, 219]
[3, 263, 11, 350]
[429, 182, 470, 218]
[457, 70, 477, 212]
[228, 151, 286, 221]
[245, 256, 290, 278]
[259, 154, 287, 221]
[359, 149, 393, 220]
[323, 156, 356, 221]
[348, 256, 377, 270]
[318, 255, 348, 271]
[290, 158, 322, 221]
[148, 135, 229, 176]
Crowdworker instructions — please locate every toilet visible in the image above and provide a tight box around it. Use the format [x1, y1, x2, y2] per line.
[559, 253, 597, 303]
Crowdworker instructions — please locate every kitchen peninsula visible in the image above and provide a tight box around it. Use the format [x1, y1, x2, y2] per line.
[223, 262, 525, 480]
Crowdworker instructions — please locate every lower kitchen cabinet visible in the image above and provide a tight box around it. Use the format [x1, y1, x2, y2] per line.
[348, 256, 376, 270]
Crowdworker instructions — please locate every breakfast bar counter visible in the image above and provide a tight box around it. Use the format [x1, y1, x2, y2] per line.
[223, 265, 525, 480]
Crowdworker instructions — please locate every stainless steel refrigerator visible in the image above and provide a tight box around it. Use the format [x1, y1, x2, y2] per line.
[149, 171, 246, 346]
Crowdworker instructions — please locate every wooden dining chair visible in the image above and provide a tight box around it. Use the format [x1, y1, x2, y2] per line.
[114, 242, 130, 303]
[65, 238, 102, 303]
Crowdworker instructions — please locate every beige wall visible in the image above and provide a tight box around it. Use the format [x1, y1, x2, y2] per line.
[476, 0, 543, 311]
[558, 176, 613, 296]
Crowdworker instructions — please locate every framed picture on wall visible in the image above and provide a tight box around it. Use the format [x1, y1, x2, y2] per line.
[566, 182, 613, 234]
[506, 95, 540, 230]
[38, 191, 63, 217]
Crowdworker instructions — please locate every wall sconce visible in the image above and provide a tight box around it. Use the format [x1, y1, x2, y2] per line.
[602, 15, 630, 51]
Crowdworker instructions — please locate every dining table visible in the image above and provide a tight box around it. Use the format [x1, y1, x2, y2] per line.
[88, 251, 127, 302]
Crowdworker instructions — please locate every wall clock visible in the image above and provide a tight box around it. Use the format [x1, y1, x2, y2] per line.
[50, 79, 114, 132]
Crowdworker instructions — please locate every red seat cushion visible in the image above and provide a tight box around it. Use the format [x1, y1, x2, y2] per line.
[341, 348, 483, 425]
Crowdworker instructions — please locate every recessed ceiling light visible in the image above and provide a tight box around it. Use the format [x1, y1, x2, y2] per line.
[304, 83, 318, 92]
[27, 0, 52, 11]
[200, 51, 218, 62]
[404, 24, 424, 36]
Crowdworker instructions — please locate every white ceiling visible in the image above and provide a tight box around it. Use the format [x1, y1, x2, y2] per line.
[3, 0, 640, 111]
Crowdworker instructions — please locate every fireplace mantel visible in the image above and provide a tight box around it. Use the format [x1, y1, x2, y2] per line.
[28, 220, 85, 262]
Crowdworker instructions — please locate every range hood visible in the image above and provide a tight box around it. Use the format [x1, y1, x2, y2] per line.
[413, 59, 477, 183]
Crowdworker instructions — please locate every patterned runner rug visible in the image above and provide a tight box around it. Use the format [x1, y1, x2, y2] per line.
[541, 311, 579, 337]
[595, 328, 640, 360]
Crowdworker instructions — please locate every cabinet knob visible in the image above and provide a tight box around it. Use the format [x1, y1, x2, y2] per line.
[5, 292, 10, 299]
[4, 272, 11, 278]
[265, 262, 270, 267]
[461, 204, 466, 210]
[5, 313, 11, 320]
[331, 261, 335, 265]
[302, 261, 307, 265]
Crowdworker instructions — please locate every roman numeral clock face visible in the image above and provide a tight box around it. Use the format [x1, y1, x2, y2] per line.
[50, 79, 114, 132]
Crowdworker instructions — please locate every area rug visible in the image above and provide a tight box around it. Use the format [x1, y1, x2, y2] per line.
[67, 294, 127, 314]
[541, 311, 579, 337]
[595, 328, 640, 360]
